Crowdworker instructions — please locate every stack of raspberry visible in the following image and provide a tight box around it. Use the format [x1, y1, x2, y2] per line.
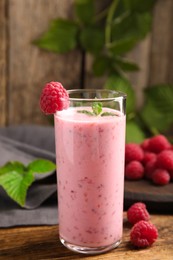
[127, 202, 158, 248]
[125, 134, 173, 185]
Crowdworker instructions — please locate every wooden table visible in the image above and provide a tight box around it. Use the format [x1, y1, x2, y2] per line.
[0, 213, 172, 260]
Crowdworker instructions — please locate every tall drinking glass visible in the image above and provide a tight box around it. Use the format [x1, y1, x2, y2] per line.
[54, 89, 126, 254]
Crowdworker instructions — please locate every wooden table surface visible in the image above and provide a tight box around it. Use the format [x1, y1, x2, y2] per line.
[0, 213, 172, 260]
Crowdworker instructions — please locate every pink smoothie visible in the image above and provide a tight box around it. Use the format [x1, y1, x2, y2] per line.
[54, 107, 126, 248]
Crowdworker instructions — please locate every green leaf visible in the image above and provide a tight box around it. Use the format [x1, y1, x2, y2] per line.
[27, 159, 56, 173]
[115, 57, 140, 72]
[0, 161, 25, 175]
[101, 112, 116, 117]
[109, 12, 152, 54]
[79, 26, 104, 54]
[74, 0, 95, 25]
[108, 36, 138, 55]
[105, 0, 120, 45]
[123, 0, 156, 13]
[0, 170, 34, 206]
[92, 102, 102, 115]
[104, 75, 136, 115]
[77, 110, 94, 116]
[126, 121, 146, 143]
[92, 56, 110, 76]
[141, 84, 173, 132]
[33, 19, 79, 53]
[113, 12, 152, 40]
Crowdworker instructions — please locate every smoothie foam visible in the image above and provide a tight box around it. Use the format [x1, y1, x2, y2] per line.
[55, 107, 126, 247]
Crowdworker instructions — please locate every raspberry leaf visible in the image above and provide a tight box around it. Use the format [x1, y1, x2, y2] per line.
[79, 27, 105, 55]
[104, 75, 135, 116]
[126, 121, 146, 143]
[74, 0, 94, 26]
[27, 159, 56, 173]
[141, 84, 173, 132]
[33, 19, 79, 53]
[0, 170, 34, 207]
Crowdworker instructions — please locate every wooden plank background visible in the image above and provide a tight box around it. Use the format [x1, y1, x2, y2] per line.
[0, 0, 173, 126]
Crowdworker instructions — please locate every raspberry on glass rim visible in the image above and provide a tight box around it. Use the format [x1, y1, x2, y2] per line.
[40, 81, 69, 114]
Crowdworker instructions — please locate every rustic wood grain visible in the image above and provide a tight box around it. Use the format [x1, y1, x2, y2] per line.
[0, 213, 172, 260]
[0, 0, 7, 126]
[8, 0, 81, 125]
[148, 0, 173, 85]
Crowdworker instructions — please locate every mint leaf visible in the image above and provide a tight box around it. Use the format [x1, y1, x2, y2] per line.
[92, 102, 102, 115]
[0, 159, 56, 206]
[27, 159, 56, 173]
[0, 170, 34, 206]
[0, 161, 25, 175]
[77, 110, 94, 116]
[101, 112, 116, 117]
[33, 19, 79, 53]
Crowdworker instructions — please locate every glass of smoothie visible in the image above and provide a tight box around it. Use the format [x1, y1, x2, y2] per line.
[54, 89, 126, 254]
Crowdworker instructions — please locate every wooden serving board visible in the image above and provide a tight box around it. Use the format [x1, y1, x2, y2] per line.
[124, 180, 173, 213]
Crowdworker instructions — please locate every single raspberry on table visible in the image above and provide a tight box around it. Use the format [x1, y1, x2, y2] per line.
[147, 134, 171, 153]
[152, 169, 170, 185]
[127, 202, 150, 225]
[125, 161, 144, 180]
[125, 143, 144, 164]
[130, 220, 158, 248]
[40, 81, 69, 114]
[156, 150, 173, 171]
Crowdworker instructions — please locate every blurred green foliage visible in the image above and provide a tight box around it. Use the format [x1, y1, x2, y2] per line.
[34, 0, 173, 143]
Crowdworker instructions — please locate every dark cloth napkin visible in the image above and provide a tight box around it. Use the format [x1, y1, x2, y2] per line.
[0, 125, 58, 227]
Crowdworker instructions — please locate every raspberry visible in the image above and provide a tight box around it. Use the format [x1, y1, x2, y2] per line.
[144, 158, 157, 179]
[152, 169, 170, 185]
[148, 135, 171, 153]
[40, 81, 69, 114]
[130, 220, 158, 248]
[127, 202, 150, 224]
[125, 143, 144, 164]
[125, 161, 144, 180]
[143, 152, 157, 165]
[141, 138, 150, 151]
[156, 150, 173, 171]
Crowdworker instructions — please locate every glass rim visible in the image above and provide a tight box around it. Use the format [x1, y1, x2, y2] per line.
[67, 89, 126, 102]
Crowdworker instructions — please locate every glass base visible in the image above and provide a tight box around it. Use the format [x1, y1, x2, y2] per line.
[60, 236, 121, 255]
